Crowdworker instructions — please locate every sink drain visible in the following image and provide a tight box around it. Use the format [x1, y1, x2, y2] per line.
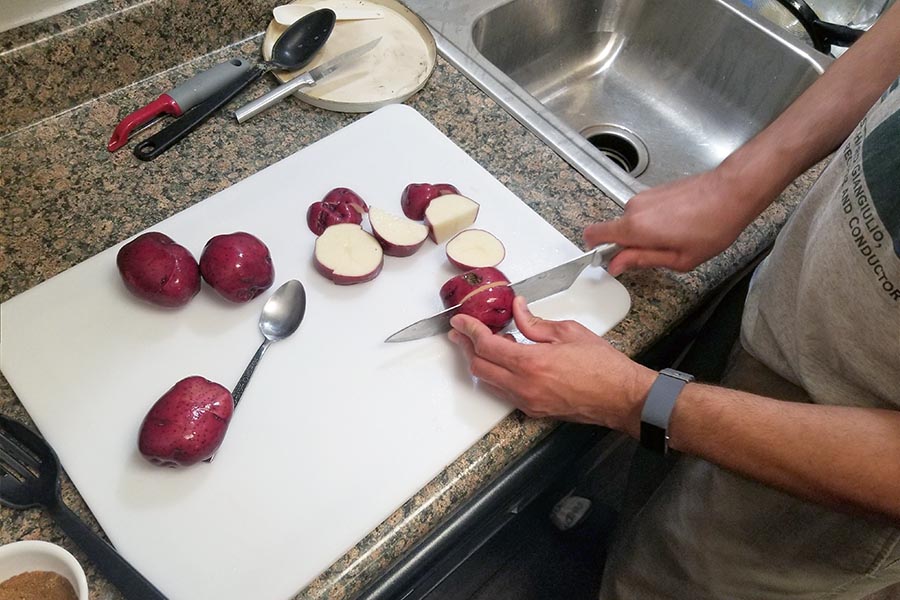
[581, 125, 649, 177]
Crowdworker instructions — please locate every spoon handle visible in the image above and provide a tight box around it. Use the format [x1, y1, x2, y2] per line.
[232, 339, 271, 408]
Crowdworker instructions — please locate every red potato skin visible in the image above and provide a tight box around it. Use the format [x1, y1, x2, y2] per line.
[440, 267, 509, 309]
[371, 230, 426, 257]
[116, 232, 201, 308]
[400, 183, 460, 220]
[313, 254, 384, 285]
[458, 285, 515, 332]
[199, 232, 275, 303]
[306, 188, 369, 236]
[138, 376, 234, 467]
[307, 201, 361, 236]
[322, 187, 368, 214]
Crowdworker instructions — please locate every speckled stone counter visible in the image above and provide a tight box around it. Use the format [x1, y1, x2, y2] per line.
[0, 2, 823, 598]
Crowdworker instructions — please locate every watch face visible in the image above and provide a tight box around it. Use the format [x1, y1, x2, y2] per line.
[640, 421, 668, 454]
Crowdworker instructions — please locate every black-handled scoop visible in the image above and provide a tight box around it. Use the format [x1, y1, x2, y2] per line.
[133, 8, 336, 161]
[0, 414, 169, 599]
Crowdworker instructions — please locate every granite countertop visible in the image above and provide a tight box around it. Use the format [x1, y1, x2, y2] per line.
[0, 1, 823, 598]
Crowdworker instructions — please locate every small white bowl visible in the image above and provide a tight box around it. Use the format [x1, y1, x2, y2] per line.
[0, 540, 89, 599]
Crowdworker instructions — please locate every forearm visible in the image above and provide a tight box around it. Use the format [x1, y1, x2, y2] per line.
[666, 383, 900, 523]
[718, 3, 900, 222]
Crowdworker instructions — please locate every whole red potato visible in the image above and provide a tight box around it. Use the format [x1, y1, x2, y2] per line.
[458, 285, 515, 332]
[138, 375, 234, 467]
[440, 266, 509, 309]
[306, 187, 369, 236]
[116, 232, 201, 308]
[400, 183, 460, 220]
[200, 232, 275, 303]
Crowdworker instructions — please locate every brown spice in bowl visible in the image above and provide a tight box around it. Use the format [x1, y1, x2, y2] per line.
[0, 570, 78, 600]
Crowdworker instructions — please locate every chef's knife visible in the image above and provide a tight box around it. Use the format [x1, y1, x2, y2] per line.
[233, 37, 381, 123]
[107, 58, 253, 152]
[384, 242, 622, 343]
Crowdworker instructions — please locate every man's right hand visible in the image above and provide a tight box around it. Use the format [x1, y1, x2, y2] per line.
[583, 167, 755, 276]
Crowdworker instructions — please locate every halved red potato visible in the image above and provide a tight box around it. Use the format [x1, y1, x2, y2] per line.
[400, 183, 460, 220]
[446, 229, 506, 270]
[306, 188, 369, 236]
[424, 194, 480, 244]
[368, 206, 429, 257]
[313, 223, 384, 285]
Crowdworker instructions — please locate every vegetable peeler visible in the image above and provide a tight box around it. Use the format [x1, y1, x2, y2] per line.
[107, 58, 253, 152]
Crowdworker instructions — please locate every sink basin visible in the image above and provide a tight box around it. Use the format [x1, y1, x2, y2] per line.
[402, 0, 831, 205]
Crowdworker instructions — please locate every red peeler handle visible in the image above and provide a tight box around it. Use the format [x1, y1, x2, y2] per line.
[107, 95, 181, 152]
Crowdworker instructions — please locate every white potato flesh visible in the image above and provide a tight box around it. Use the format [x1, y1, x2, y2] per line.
[446, 229, 506, 269]
[424, 194, 480, 244]
[314, 223, 384, 284]
[369, 206, 429, 256]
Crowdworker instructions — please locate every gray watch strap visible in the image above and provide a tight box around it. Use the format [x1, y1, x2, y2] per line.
[640, 368, 694, 453]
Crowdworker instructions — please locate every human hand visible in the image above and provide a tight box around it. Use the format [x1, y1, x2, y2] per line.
[584, 168, 760, 276]
[448, 296, 656, 438]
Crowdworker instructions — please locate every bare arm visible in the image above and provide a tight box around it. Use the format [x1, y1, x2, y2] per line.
[449, 300, 900, 523]
[668, 384, 900, 522]
[584, 2, 900, 275]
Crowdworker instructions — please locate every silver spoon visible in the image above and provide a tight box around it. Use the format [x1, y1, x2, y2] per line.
[232, 279, 306, 408]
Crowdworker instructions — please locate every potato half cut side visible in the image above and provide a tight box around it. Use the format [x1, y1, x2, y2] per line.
[446, 229, 505, 270]
[314, 224, 384, 285]
[369, 206, 429, 257]
[424, 194, 480, 244]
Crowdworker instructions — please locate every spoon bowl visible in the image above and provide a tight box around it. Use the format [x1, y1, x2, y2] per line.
[260, 279, 306, 342]
[268, 8, 336, 71]
[233, 279, 307, 408]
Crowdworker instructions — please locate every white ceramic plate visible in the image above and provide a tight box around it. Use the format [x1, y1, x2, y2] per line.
[262, 0, 437, 113]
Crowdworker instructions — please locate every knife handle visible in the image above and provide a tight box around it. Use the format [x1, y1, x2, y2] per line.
[590, 242, 622, 269]
[233, 72, 315, 123]
[133, 67, 264, 161]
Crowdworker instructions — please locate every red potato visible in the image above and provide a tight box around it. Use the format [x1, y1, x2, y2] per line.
[458, 284, 515, 333]
[116, 232, 201, 308]
[322, 187, 368, 214]
[424, 194, 480, 244]
[368, 206, 429, 257]
[314, 223, 384, 285]
[306, 187, 369, 236]
[440, 267, 509, 309]
[446, 229, 506, 270]
[400, 183, 460, 220]
[138, 375, 234, 467]
[199, 232, 275, 303]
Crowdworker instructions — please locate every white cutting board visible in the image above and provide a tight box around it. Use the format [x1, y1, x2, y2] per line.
[0, 105, 630, 600]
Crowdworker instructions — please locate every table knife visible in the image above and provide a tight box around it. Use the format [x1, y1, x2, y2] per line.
[233, 37, 381, 123]
[384, 242, 622, 343]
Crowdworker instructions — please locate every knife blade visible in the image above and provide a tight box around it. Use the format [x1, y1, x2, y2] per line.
[384, 242, 622, 343]
[233, 37, 382, 123]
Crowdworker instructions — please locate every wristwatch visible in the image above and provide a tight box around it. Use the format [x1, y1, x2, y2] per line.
[640, 368, 694, 454]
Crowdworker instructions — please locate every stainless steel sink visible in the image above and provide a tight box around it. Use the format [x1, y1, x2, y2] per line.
[402, 0, 831, 205]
